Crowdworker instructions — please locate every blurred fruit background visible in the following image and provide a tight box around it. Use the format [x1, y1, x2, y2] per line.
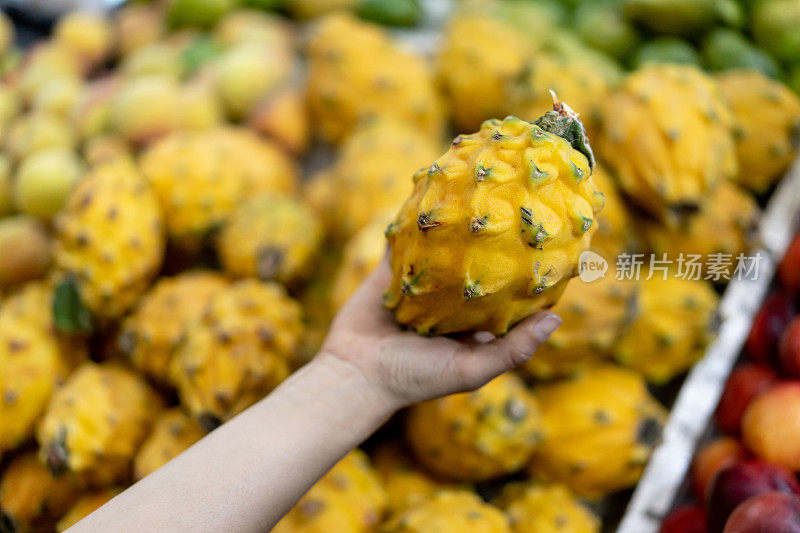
[0, 0, 798, 531]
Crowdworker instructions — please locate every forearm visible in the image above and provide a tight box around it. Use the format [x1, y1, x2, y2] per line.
[69, 355, 397, 533]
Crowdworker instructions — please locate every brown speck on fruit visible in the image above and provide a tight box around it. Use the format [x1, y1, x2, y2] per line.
[215, 330, 232, 344]
[470, 216, 487, 233]
[257, 327, 273, 343]
[257, 247, 283, 280]
[7, 339, 27, 352]
[504, 398, 528, 422]
[107, 207, 118, 220]
[299, 498, 325, 518]
[452, 136, 462, 146]
[417, 213, 440, 232]
[3, 390, 18, 405]
[75, 233, 90, 247]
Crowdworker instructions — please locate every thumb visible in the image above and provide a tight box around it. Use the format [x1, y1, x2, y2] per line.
[485, 312, 562, 371]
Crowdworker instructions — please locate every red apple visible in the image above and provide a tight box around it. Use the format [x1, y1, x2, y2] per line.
[745, 293, 794, 365]
[779, 233, 800, 295]
[693, 437, 748, 501]
[781, 318, 800, 377]
[742, 382, 800, 471]
[715, 364, 778, 434]
[661, 504, 708, 533]
[723, 491, 800, 533]
[706, 460, 800, 533]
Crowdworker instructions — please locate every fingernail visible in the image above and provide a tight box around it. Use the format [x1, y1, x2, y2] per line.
[534, 313, 562, 340]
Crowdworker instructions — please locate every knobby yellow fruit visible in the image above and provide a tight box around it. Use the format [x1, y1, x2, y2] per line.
[406, 372, 543, 482]
[385, 111, 603, 335]
[133, 408, 206, 480]
[493, 482, 600, 533]
[381, 490, 510, 533]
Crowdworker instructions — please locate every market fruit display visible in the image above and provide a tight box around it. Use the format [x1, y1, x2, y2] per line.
[528, 365, 667, 500]
[385, 111, 603, 335]
[381, 490, 510, 533]
[406, 372, 543, 482]
[1, 1, 799, 530]
[597, 64, 737, 226]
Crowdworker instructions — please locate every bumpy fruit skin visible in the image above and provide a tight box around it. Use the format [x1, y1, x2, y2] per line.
[493, 482, 600, 533]
[330, 217, 388, 312]
[306, 117, 439, 243]
[588, 165, 638, 260]
[641, 182, 759, 266]
[371, 441, 454, 514]
[613, 277, 719, 384]
[509, 55, 614, 138]
[56, 489, 121, 532]
[521, 276, 636, 380]
[381, 490, 510, 533]
[118, 272, 228, 382]
[385, 114, 603, 335]
[306, 13, 443, 144]
[528, 365, 667, 500]
[134, 408, 206, 480]
[406, 372, 543, 482]
[437, 15, 531, 132]
[170, 280, 303, 427]
[53, 159, 165, 320]
[717, 70, 800, 194]
[273, 449, 387, 532]
[37, 362, 163, 477]
[217, 195, 322, 287]
[0, 453, 82, 533]
[597, 65, 737, 226]
[0, 304, 72, 458]
[140, 128, 297, 247]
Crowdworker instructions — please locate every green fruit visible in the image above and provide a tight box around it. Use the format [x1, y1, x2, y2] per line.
[493, 0, 569, 43]
[14, 149, 84, 220]
[0, 155, 13, 216]
[632, 37, 701, 68]
[242, 0, 283, 9]
[181, 35, 222, 76]
[752, 0, 800, 63]
[625, 0, 716, 36]
[357, 0, 421, 27]
[574, 1, 640, 61]
[545, 31, 622, 84]
[702, 29, 780, 78]
[716, 0, 745, 27]
[0, 216, 51, 286]
[214, 44, 289, 120]
[167, 0, 240, 29]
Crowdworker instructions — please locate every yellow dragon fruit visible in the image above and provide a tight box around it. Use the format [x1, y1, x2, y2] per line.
[385, 109, 603, 335]
[273, 449, 387, 532]
[330, 217, 388, 312]
[118, 271, 229, 382]
[493, 482, 600, 533]
[169, 280, 304, 429]
[306, 13, 444, 144]
[133, 408, 206, 480]
[406, 372, 543, 482]
[597, 64, 737, 226]
[381, 490, 510, 532]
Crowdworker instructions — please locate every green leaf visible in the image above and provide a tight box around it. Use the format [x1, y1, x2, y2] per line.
[53, 279, 92, 335]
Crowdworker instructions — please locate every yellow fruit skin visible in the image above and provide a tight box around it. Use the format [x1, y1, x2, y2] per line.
[385, 116, 604, 335]
[248, 86, 310, 155]
[306, 14, 444, 144]
[493, 482, 600, 533]
[119, 272, 229, 382]
[56, 489, 122, 532]
[273, 449, 387, 533]
[0, 453, 83, 532]
[521, 275, 636, 380]
[53, 159, 165, 320]
[641, 181, 759, 265]
[0, 311, 71, 458]
[613, 277, 719, 384]
[54, 11, 112, 69]
[371, 442, 455, 514]
[718, 70, 800, 193]
[406, 373, 543, 482]
[597, 65, 737, 226]
[509, 55, 613, 139]
[330, 217, 388, 312]
[4, 112, 76, 162]
[307, 117, 439, 243]
[437, 15, 531, 132]
[528, 365, 667, 500]
[140, 128, 297, 247]
[588, 164, 639, 260]
[133, 408, 206, 481]
[37, 362, 163, 477]
[170, 280, 303, 427]
[218, 195, 322, 287]
[381, 490, 510, 533]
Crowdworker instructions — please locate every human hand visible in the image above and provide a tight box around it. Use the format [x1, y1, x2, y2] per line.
[316, 255, 562, 412]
